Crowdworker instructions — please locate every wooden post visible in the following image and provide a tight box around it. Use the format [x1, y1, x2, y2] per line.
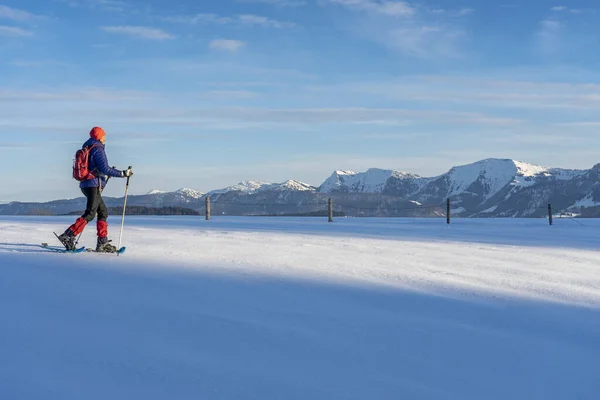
[328, 198, 333, 223]
[447, 198, 451, 224]
[548, 203, 552, 226]
[205, 196, 211, 221]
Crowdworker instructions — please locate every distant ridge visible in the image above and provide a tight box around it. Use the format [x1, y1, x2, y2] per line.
[1, 158, 598, 218]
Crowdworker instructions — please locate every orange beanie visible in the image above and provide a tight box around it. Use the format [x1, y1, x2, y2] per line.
[90, 127, 106, 142]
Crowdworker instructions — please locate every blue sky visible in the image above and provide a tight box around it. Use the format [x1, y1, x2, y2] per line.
[1, 0, 600, 202]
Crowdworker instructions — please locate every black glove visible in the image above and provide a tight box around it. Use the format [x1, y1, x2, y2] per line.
[122, 168, 133, 177]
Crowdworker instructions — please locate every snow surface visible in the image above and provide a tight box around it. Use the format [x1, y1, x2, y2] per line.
[146, 189, 167, 195]
[570, 195, 600, 209]
[479, 205, 498, 213]
[1, 216, 600, 399]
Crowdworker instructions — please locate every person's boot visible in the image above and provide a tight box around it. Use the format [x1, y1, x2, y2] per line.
[96, 236, 117, 253]
[57, 230, 77, 251]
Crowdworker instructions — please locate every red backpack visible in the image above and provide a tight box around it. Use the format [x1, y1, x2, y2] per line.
[73, 144, 100, 181]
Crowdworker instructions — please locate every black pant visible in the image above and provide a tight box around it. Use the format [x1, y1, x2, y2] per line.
[81, 187, 108, 223]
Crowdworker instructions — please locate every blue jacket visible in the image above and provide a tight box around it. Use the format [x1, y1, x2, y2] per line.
[80, 138, 123, 189]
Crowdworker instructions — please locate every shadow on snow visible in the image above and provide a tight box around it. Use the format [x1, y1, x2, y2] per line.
[0, 251, 599, 400]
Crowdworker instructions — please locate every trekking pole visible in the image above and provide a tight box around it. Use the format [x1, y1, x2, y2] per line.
[118, 166, 132, 255]
[74, 232, 84, 248]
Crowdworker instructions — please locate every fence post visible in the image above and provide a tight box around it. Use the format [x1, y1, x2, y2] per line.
[548, 203, 552, 226]
[328, 198, 333, 223]
[205, 196, 211, 221]
[447, 198, 451, 224]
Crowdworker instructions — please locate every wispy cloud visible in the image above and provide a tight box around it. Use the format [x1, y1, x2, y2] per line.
[536, 19, 563, 55]
[555, 121, 600, 128]
[0, 26, 33, 37]
[238, 14, 297, 28]
[165, 13, 296, 28]
[386, 26, 464, 58]
[0, 84, 523, 128]
[100, 107, 523, 128]
[324, 1, 468, 58]
[327, 0, 415, 17]
[209, 39, 245, 52]
[0, 87, 154, 102]
[236, 0, 306, 7]
[10, 59, 72, 68]
[426, 7, 473, 17]
[457, 8, 474, 16]
[551, 5, 582, 14]
[0, 5, 43, 21]
[0, 142, 69, 149]
[165, 13, 231, 24]
[201, 90, 260, 100]
[101, 26, 175, 40]
[11, 60, 44, 67]
[57, 0, 130, 13]
[306, 75, 600, 111]
[129, 58, 316, 82]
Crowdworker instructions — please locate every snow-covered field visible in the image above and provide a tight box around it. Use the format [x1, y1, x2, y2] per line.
[1, 216, 599, 399]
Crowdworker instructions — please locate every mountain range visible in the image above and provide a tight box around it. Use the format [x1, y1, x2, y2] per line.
[1, 158, 599, 218]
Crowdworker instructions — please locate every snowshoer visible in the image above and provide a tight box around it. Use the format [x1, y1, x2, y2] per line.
[58, 127, 133, 252]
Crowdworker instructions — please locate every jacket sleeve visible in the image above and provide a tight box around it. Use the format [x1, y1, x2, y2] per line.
[93, 146, 123, 178]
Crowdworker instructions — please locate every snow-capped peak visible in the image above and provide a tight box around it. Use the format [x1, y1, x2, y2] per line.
[232, 180, 272, 192]
[442, 158, 585, 201]
[147, 189, 167, 195]
[319, 168, 410, 193]
[210, 180, 315, 194]
[265, 180, 316, 192]
[210, 180, 272, 195]
[318, 159, 581, 197]
[333, 170, 357, 176]
[175, 188, 204, 199]
[512, 160, 550, 177]
[445, 158, 520, 197]
[281, 180, 315, 191]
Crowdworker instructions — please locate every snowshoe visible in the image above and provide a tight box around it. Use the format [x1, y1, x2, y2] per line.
[96, 237, 118, 253]
[55, 231, 77, 251]
[42, 243, 86, 254]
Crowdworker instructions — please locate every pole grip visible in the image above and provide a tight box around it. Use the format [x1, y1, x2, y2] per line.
[126, 165, 132, 186]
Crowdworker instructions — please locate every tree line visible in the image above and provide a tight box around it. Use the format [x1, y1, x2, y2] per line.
[65, 206, 201, 216]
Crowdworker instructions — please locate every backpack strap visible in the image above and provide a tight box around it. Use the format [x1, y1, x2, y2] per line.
[84, 143, 101, 151]
[84, 143, 102, 179]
